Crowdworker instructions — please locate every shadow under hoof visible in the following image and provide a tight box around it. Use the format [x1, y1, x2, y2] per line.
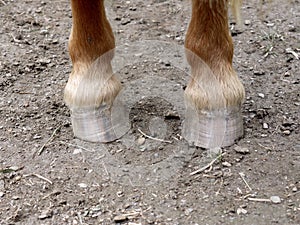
[70, 103, 129, 143]
[182, 106, 244, 148]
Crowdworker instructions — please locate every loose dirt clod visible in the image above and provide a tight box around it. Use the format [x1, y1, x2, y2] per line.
[234, 146, 250, 154]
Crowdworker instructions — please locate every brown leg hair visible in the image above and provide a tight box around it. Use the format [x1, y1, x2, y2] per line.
[183, 0, 245, 147]
[64, 0, 125, 142]
[65, 0, 121, 107]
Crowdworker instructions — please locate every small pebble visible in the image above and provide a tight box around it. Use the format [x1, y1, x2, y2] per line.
[9, 166, 20, 171]
[292, 186, 298, 192]
[222, 162, 232, 167]
[137, 136, 146, 145]
[244, 20, 251, 25]
[234, 146, 250, 154]
[0, 192, 4, 197]
[288, 25, 296, 32]
[78, 183, 88, 188]
[283, 130, 291, 135]
[263, 123, 269, 129]
[270, 196, 281, 204]
[116, 191, 123, 197]
[113, 214, 127, 222]
[52, 39, 59, 44]
[237, 208, 248, 215]
[38, 209, 52, 219]
[12, 195, 20, 200]
[185, 208, 194, 216]
[258, 93, 265, 98]
[40, 29, 49, 35]
[73, 149, 82, 155]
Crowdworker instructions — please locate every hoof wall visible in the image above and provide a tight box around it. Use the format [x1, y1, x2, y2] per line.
[182, 107, 243, 148]
[70, 103, 129, 143]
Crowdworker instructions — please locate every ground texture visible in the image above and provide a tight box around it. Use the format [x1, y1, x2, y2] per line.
[0, 0, 299, 224]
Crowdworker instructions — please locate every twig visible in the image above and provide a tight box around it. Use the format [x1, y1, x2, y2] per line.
[242, 193, 255, 199]
[239, 172, 252, 191]
[36, 126, 61, 156]
[190, 153, 226, 175]
[286, 191, 300, 197]
[215, 178, 224, 196]
[248, 197, 271, 202]
[257, 142, 273, 151]
[271, 125, 279, 136]
[9, 33, 22, 43]
[59, 141, 95, 152]
[102, 162, 109, 176]
[77, 212, 83, 225]
[42, 190, 60, 200]
[137, 128, 172, 143]
[24, 173, 53, 185]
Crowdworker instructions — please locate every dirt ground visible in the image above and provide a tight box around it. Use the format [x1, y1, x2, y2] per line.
[0, 0, 299, 224]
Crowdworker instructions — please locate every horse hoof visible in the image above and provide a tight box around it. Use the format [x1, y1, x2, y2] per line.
[182, 106, 243, 148]
[70, 103, 129, 143]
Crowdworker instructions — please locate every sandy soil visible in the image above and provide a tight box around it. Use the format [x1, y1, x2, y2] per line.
[0, 0, 299, 224]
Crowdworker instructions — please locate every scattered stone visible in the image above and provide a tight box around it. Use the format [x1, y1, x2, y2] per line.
[40, 29, 49, 35]
[282, 120, 294, 127]
[288, 25, 296, 32]
[9, 166, 20, 171]
[38, 58, 51, 65]
[117, 191, 124, 197]
[185, 208, 194, 216]
[234, 146, 250, 154]
[263, 123, 269, 129]
[139, 146, 147, 152]
[258, 93, 265, 98]
[137, 136, 146, 145]
[12, 195, 20, 200]
[78, 183, 88, 188]
[244, 20, 251, 26]
[91, 205, 102, 212]
[283, 130, 291, 135]
[222, 162, 232, 167]
[285, 48, 299, 60]
[52, 39, 59, 44]
[0, 191, 4, 197]
[134, 53, 143, 57]
[73, 148, 82, 155]
[292, 186, 298, 192]
[165, 110, 180, 119]
[237, 207, 248, 215]
[38, 209, 52, 219]
[113, 214, 127, 222]
[121, 18, 131, 25]
[270, 196, 281, 204]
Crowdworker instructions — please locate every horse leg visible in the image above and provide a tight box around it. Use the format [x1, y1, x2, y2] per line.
[183, 0, 245, 148]
[65, 0, 125, 142]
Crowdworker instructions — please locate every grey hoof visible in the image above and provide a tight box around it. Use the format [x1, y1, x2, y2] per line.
[70, 103, 129, 143]
[182, 106, 243, 148]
